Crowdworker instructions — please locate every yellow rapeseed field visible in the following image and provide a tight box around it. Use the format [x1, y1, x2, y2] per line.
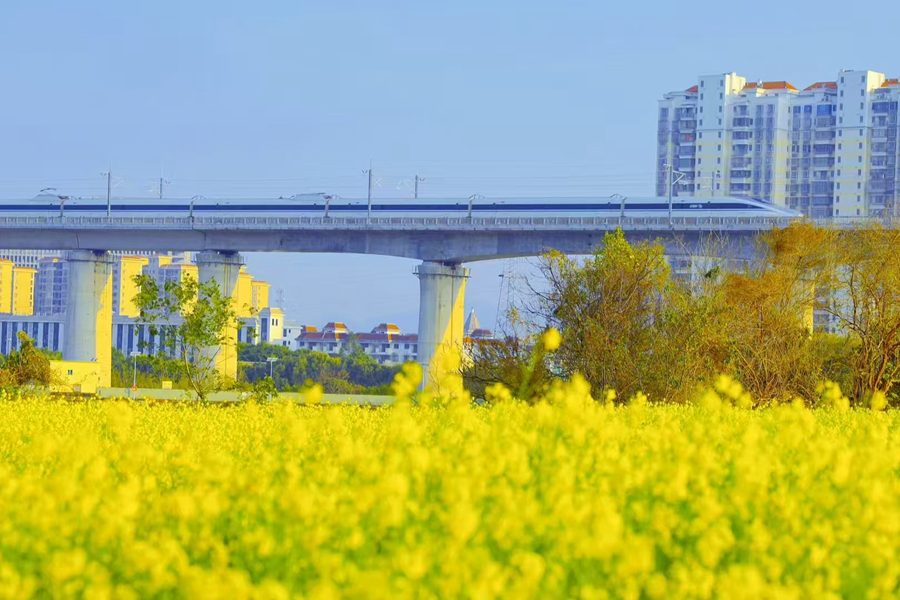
[1, 372, 899, 599]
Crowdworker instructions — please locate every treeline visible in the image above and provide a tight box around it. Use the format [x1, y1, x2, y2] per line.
[239, 343, 399, 394]
[464, 224, 900, 407]
[111, 343, 399, 394]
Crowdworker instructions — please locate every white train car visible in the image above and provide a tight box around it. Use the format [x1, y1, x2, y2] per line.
[0, 193, 800, 219]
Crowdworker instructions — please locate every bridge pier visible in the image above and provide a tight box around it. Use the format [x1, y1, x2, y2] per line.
[195, 251, 244, 381]
[415, 261, 469, 389]
[63, 250, 115, 387]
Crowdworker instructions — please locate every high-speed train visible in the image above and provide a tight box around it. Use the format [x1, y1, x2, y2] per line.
[0, 193, 800, 219]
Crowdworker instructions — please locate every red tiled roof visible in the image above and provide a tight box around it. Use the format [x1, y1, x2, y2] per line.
[300, 332, 348, 341]
[685, 85, 699, 93]
[743, 81, 797, 92]
[882, 78, 900, 88]
[804, 81, 837, 91]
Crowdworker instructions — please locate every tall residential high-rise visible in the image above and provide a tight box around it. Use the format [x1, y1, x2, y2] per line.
[0, 259, 13, 314]
[112, 256, 150, 318]
[0, 251, 61, 270]
[657, 70, 900, 218]
[251, 280, 270, 313]
[34, 257, 68, 316]
[1, 261, 38, 316]
[11, 267, 37, 316]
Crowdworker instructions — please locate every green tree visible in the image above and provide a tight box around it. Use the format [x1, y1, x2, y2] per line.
[238, 343, 399, 393]
[0, 332, 56, 388]
[818, 224, 900, 402]
[530, 229, 721, 402]
[132, 273, 241, 401]
[462, 336, 553, 403]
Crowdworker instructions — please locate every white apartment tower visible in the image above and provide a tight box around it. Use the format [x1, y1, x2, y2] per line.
[657, 70, 900, 218]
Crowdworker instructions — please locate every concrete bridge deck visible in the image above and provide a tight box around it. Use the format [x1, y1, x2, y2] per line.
[0, 214, 797, 261]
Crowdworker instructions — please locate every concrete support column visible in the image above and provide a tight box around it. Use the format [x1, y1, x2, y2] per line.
[195, 251, 244, 380]
[63, 250, 114, 387]
[415, 261, 469, 389]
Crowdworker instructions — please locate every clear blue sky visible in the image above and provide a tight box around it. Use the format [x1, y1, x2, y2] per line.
[1, 0, 898, 332]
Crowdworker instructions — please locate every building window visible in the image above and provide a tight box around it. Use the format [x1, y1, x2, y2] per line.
[718, 132, 722, 139]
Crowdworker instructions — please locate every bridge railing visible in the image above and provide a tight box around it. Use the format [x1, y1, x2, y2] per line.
[0, 215, 812, 230]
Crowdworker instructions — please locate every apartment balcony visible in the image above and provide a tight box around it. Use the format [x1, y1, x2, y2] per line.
[870, 143, 896, 154]
[868, 181, 896, 192]
[815, 117, 836, 128]
[731, 157, 752, 168]
[732, 117, 753, 128]
[678, 120, 697, 129]
[811, 183, 835, 195]
[813, 144, 835, 154]
[731, 170, 752, 180]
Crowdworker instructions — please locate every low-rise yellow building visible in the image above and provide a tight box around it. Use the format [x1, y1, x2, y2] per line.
[50, 360, 102, 394]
